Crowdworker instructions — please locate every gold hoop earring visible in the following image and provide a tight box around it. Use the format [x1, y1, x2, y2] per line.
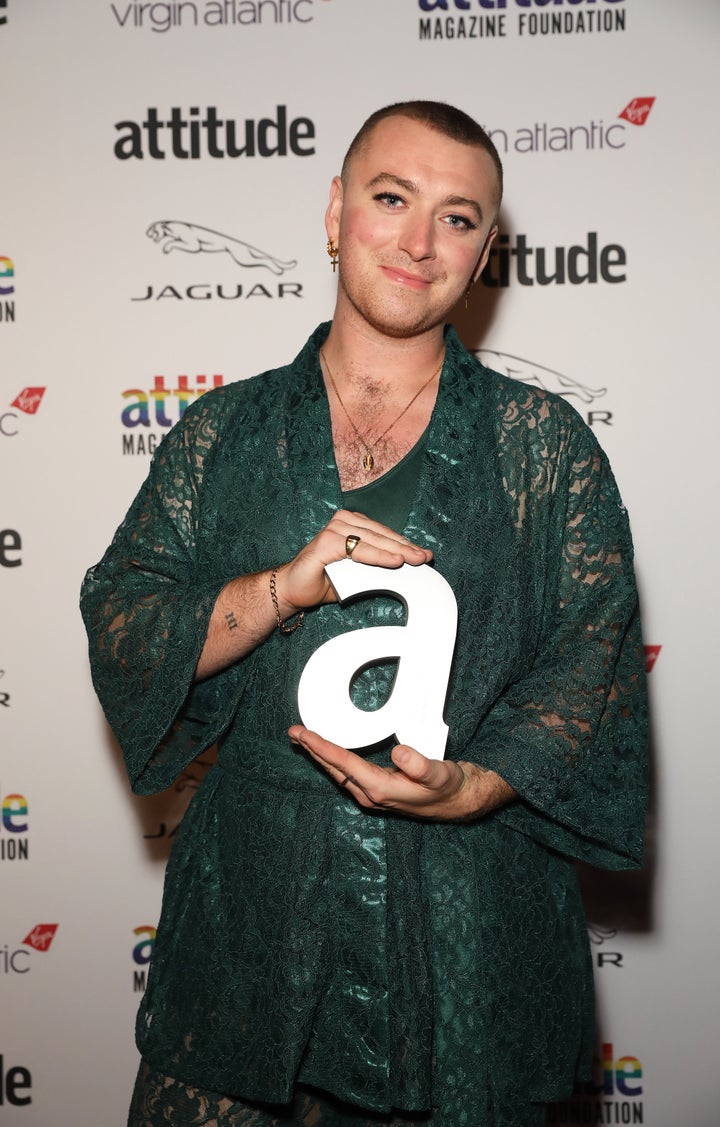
[327, 238, 339, 273]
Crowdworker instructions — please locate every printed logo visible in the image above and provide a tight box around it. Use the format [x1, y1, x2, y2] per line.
[481, 233, 626, 286]
[416, 0, 627, 42]
[148, 221, 297, 275]
[587, 922, 623, 969]
[132, 925, 156, 992]
[133, 220, 303, 305]
[619, 97, 655, 126]
[475, 350, 612, 430]
[114, 106, 315, 160]
[596, 1043, 643, 1098]
[547, 1041, 643, 1123]
[0, 256, 15, 323]
[2, 926, 59, 975]
[483, 99, 653, 157]
[0, 670, 8, 710]
[0, 1055, 32, 1107]
[120, 374, 223, 456]
[0, 531, 22, 568]
[110, 0, 328, 33]
[1, 388, 46, 438]
[22, 924, 58, 952]
[644, 645, 661, 673]
[12, 388, 44, 415]
[0, 786, 29, 861]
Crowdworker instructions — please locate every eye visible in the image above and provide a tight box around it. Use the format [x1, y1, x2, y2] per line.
[444, 214, 477, 231]
[374, 191, 405, 208]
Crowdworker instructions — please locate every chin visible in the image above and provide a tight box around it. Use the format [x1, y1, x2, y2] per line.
[372, 305, 455, 339]
[351, 293, 455, 339]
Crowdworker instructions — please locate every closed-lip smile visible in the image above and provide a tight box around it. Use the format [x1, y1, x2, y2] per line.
[379, 265, 433, 289]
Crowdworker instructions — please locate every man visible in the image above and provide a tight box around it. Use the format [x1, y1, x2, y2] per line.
[81, 102, 648, 1127]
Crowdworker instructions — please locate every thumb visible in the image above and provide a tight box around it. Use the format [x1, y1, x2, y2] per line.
[391, 743, 436, 783]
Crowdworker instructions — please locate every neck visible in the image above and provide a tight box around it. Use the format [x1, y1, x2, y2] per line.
[322, 305, 447, 394]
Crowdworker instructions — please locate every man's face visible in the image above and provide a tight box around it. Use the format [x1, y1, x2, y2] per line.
[326, 116, 499, 339]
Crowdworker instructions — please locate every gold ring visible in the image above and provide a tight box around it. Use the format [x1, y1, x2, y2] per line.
[345, 535, 361, 558]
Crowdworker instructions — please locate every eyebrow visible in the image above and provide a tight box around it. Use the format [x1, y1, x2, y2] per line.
[365, 172, 485, 224]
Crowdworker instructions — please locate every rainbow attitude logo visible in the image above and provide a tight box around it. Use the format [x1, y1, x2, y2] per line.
[598, 1043, 642, 1098]
[0, 255, 14, 323]
[547, 1041, 643, 1124]
[1, 788, 28, 861]
[121, 374, 223, 455]
[132, 925, 156, 992]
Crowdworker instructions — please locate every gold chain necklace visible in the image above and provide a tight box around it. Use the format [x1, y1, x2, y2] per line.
[320, 348, 444, 473]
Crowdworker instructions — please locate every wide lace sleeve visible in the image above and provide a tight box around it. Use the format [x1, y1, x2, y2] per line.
[80, 390, 244, 794]
[470, 418, 648, 869]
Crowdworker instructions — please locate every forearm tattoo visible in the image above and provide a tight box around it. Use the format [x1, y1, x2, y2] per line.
[224, 611, 238, 632]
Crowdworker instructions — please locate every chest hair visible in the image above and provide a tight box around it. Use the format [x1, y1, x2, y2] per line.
[329, 377, 433, 493]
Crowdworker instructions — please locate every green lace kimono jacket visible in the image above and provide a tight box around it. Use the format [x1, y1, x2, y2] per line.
[80, 323, 648, 1122]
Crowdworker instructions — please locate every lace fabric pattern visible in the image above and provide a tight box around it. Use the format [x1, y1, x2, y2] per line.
[81, 324, 648, 1125]
[127, 1062, 544, 1126]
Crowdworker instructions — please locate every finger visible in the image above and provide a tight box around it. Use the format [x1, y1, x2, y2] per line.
[276, 511, 434, 615]
[392, 747, 467, 807]
[330, 511, 433, 564]
[293, 528, 414, 587]
[289, 726, 399, 792]
[334, 510, 421, 544]
[289, 726, 378, 804]
[332, 534, 430, 569]
[391, 744, 448, 787]
[289, 726, 368, 777]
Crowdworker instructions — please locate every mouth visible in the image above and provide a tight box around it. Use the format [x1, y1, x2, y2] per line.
[379, 265, 434, 290]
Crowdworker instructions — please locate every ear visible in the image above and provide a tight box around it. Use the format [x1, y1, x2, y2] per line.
[471, 224, 498, 285]
[325, 176, 344, 244]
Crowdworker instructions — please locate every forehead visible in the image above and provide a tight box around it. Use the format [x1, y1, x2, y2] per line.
[346, 115, 499, 209]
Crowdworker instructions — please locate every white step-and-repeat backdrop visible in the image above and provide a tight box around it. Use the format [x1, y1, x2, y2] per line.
[2, 1, 718, 1123]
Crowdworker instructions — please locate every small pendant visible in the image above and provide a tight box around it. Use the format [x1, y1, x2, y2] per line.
[363, 450, 374, 472]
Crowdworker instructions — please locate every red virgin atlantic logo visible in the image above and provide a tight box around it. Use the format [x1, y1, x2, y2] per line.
[21, 924, 59, 952]
[2, 388, 46, 438]
[11, 388, 45, 415]
[644, 645, 661, 673]
[619, 98, 655, 126]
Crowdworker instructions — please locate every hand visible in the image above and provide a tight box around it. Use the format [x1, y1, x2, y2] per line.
[288, 726, 513, 822]
[274, 509, 433, 619]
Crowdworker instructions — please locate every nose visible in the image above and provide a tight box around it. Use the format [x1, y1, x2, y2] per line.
[398, 212, 436, 262]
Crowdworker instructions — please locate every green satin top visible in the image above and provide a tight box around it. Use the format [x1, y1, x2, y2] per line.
[342, 429, 428, 530]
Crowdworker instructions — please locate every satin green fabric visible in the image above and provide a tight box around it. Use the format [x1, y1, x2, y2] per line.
[81, 323, 648, 1125]
[342, 428, 427, 529]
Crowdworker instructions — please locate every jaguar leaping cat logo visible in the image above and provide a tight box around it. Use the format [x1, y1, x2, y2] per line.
[146, 221, 297, 276]
[476, 349, 607, 405]
[587, 923, 618, 946]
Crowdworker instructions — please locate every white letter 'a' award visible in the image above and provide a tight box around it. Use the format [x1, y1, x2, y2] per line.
[297, 560, 458, 760]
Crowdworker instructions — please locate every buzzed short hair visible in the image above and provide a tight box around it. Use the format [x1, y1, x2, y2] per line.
[341, 100, 503, 212]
